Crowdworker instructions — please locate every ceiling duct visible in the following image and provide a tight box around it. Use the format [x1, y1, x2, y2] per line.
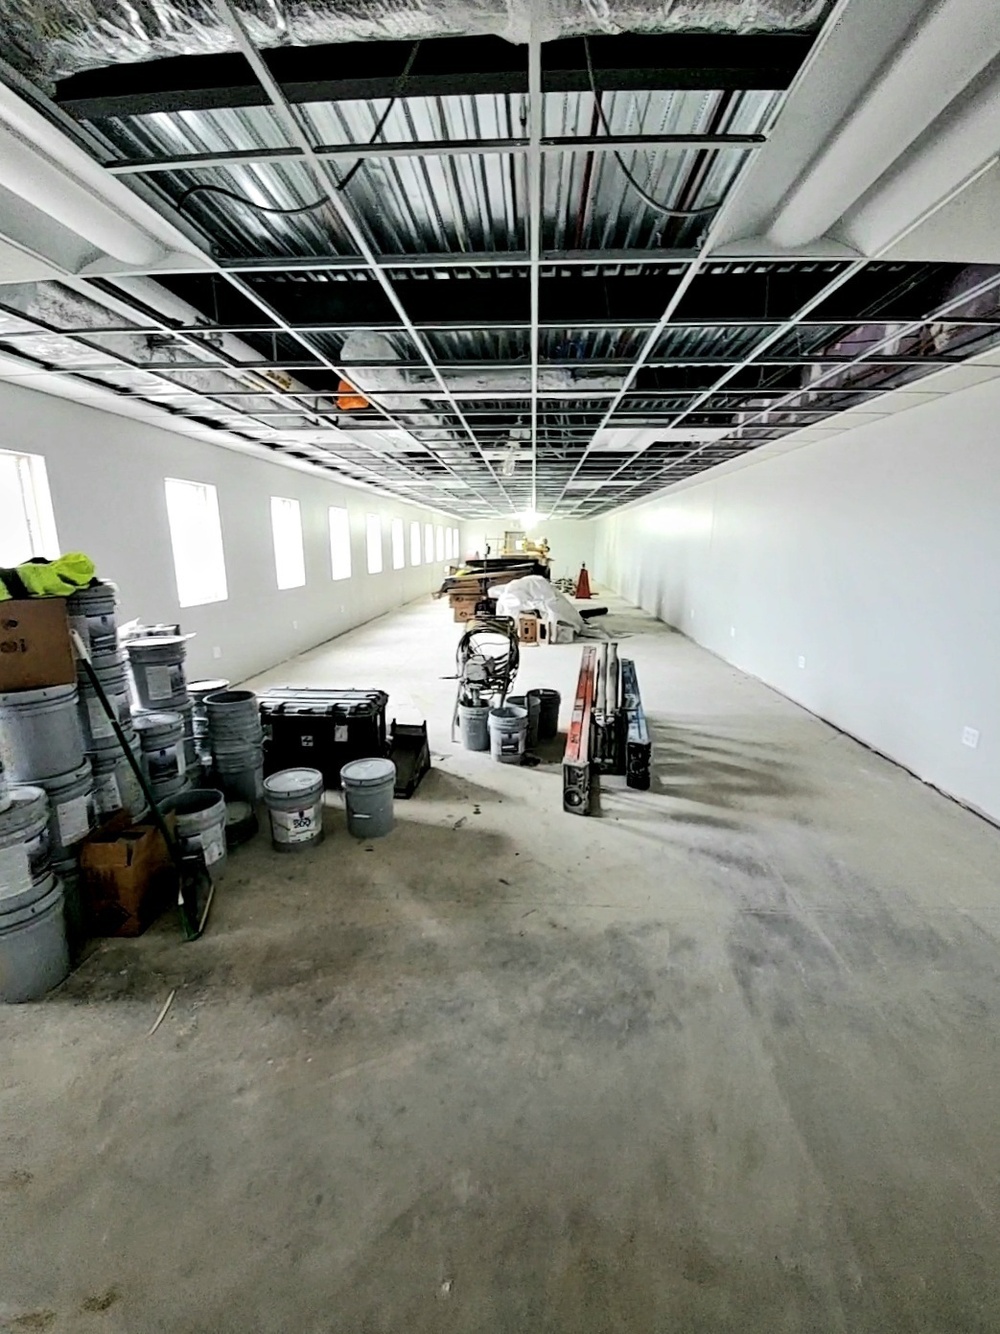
[767, 0, 1000, 250]
[0, 0, 835, 86]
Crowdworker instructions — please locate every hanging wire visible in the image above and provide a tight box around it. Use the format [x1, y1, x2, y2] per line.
[583, 37, 722, 219]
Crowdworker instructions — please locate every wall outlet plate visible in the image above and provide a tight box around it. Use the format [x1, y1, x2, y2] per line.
[962, 726, 980, 749]
[292, 619, 299, 630]
[730, 626, 736, 638]
[212, 646, 222, 660]
[798, 655, 806, 670]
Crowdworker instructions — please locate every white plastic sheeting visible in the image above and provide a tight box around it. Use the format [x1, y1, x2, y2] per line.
[0, 0, 834, 88]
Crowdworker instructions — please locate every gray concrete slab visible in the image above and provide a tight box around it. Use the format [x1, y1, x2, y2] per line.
[2, 594, 999, 1333]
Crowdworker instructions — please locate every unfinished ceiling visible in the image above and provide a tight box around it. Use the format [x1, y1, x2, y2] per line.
[0, 0, 998, 517]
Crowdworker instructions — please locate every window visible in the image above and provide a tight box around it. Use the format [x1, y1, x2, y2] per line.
[366, 514, 383, 574]
[164, 478, 228, 607]
[424, 522, 434, 565]
[328, 506, 351, 580]
[449, 527, 459, 558]
[391, 517, 405, 570]
[0, 449, 59, 565]
[270, 496, 305, 590]
[409, 520, 421, 566]
[435, 525, 445, 561]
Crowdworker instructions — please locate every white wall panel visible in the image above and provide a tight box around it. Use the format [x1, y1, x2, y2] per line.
[595, 378, 1000, 823]
[0, 379, 452, 683]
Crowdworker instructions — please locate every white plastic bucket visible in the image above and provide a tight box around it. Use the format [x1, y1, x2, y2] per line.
[0, 786, 51, 901]
[135, 712, 187, 795]
[0, 873, 68, 1002]
[458, 703, 490, 751]
[488, 705, 528, 765]
[506, 694, 540, 750]
[67, 581, 118, 654]
[340, 758, 396, 839]
[78, 654, 133, 748]
[0, 685, 85, 782]
[127, 637, 188, 709]
[163, 788, 228, 877]
[35, 761, 96, 862]
[264, 768, 325, 852]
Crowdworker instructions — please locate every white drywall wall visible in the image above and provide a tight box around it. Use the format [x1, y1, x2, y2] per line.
[460, 519, 594, 583]
[594, 378, 1000, 823]
[2, 379, 456, 683]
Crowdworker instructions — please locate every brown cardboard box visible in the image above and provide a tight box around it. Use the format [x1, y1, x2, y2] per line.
[517, 613, 540, 645]
[0, 599, 76, 690]
[453, 601, 478, 623]
[80, 812, 177, 937]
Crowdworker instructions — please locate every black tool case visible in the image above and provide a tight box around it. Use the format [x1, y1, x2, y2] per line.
[259, 687, 389, 787]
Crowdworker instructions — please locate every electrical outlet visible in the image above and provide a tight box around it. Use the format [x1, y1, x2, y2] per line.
[292, 619, 299, 630]
[962, 726, 980, 749]
[690, 607, 695, 619]
[212, 646, 222, 660]
[730, 625, 736, 639]
[798, 655, 806, 670]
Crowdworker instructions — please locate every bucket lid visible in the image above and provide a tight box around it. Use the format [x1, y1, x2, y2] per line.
[0, 683, 76, 707]
[0, 786, 48, 842]
[35, 760, 92, 792]
[264, 767, 324, 798]
[0, 871, 59, 920]
[134, 711, 183, 734]
[127, 636, 187, 655]
[340, 757, 396, 787]
[189, 679, 230, 697]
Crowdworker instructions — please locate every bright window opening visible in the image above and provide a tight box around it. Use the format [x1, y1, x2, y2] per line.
[435, 525, 445, 561]
[366, 514, 383, 574]
[0, 449, 59, 565]
[391, 516, 405, 570]
[328, 506, 351, 580]
[270, 496, 306, 590]
[409, 520, 421, 566]
[164, 478, 228, 608]
[424, 523, 434, 565]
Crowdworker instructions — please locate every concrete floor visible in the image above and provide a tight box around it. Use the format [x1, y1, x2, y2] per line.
[2, 593, 1000, 1332]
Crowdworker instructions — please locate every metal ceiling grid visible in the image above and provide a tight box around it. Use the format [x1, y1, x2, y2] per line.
[1, 17, 1000, 516]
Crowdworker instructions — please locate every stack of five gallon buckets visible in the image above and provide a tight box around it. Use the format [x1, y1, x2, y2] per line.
[0, 582, 261, 1000]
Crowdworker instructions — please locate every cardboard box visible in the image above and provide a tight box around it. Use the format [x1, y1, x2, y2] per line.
[0, 599, 75, 691]
[517, 613, 540, 645]
[453, 601, 478, 623]
[80, 812, 177, 937]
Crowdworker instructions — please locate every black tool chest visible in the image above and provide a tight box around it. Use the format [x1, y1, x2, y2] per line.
[259, 687, 389, 787]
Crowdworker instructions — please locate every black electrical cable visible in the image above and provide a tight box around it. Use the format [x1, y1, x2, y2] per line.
[582, 36, 721, 219]
[175, 40, 421, 218]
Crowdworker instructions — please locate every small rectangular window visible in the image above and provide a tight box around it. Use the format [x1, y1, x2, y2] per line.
[329, 506, 351, 580]
[0, 449, 59, 565]
[391, 516, 405, 570]
[366, 514, 383, 574]
[449, 527, 458, 558]
[164, 478, 228, 608]
[270, 495, 306, 590]
[424, 522, 434, 565]
[435, 525, 445, 562]
[409, 520, 421, 566]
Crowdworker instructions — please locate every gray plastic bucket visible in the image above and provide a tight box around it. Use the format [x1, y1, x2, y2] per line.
[340, 758, 396, 839]
[53, 856, 84, 958]
[163, 788, 228, 877]
[205, 689, 260, 735]
[212, 742, 264, 804]
[458, 703, 490, 752]
[36, 761, 96, 862]
[127, 637, 189, 709]
[0, 755, 10, 815]
[263, 768, 325, 852]
[91, 735, 148, 820]
[67, 581, 118, 654]
[0, 872, 68, 1002]
[135, 711, 187, 795]
[77, 654, 133, 748]
[506, 694, 540, 750]
[189, 680, 229, 738]
[0, 786, 51, 900]
[0, 685, 85, 782]
[528, 688, 561, 741]
[488, 705, 528, 765]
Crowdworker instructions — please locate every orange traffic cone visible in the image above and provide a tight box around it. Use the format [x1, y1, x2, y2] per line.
[574, 563, 593, 598]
